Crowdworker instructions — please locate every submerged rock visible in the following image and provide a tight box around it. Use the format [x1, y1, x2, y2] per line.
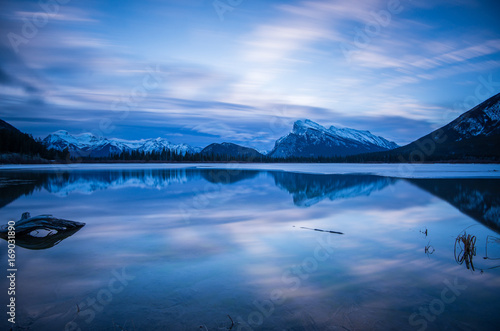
[0, 212, 85, 250]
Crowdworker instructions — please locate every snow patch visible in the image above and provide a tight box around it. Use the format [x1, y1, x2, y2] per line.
[484, 103, 500, 121]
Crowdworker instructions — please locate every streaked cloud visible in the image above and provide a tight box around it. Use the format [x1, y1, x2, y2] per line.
[0, 0, 499, 151]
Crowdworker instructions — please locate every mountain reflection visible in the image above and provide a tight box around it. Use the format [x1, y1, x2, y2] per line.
[408, 178, 500, 234]
[43, 168, 201, 195]
[1, 169, 500, 233]
[1, 169, 396, 208]
[0, 169, 198, 201]
[0, 172, 47, 209]
[201, 169, 259, 184]
[270, 172, 396, 207]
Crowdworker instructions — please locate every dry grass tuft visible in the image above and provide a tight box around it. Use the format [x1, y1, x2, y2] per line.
[454, 232, 477, 271]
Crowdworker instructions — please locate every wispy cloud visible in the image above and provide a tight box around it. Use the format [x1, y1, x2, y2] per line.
[14, 8, 97, 23]
[412, 39, 500, 70]
[1, 0, 499, 150]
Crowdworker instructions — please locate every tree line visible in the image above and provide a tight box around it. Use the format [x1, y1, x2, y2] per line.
[77, 149, 499, 163]
[0, 129, 69, 161]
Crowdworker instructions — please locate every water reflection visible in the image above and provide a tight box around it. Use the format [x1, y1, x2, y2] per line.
[201, 169, 259, 184]
[424, 241, 435, 257]
[270, 172, 396, 207]
[0, 168, 200, 202]
[0, 173, 45, 209]
[0, 167, 499, 330]
[1, 170, 500, 231]
[408, 178, 500, 234]
[1, 169, 397, 207]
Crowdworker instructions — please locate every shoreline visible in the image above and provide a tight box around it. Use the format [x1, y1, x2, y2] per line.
[0, 162, 499, 179]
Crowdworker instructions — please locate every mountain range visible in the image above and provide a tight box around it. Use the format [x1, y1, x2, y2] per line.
[43, 130, 201, 158]
[2, 92, 500, 161]
[40, 119, 399, 159]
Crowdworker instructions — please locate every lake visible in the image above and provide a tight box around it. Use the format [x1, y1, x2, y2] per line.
[0, 164, 499, 330]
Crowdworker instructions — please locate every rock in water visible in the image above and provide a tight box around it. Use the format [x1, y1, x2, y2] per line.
[0, 212, 85, 250]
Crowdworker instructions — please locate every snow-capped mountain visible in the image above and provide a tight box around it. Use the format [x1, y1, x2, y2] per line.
[136, 137, 197, 155]
[43, 130, 200, 158]
[391, 92, 500, 160]
[327, 125, 399, 150]
[268, 119, 398, 158]
[448, 92, 500, 138]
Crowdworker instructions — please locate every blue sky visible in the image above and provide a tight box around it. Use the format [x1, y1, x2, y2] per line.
[1, 0, 500, 150]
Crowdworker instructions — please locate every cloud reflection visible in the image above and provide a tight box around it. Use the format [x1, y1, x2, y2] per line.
[1, 169, 500, 329]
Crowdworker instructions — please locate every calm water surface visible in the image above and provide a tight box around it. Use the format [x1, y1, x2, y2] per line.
[0, 166, 499, 330]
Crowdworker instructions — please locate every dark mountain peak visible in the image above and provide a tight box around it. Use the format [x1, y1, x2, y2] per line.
[0, 119, 21, 134]
[0, 119, 62, 162]
[389, 92, 500, 161]
[220, 142, 239, 148]
[201, 142, 262, 159]
[447, 92, 500, 138]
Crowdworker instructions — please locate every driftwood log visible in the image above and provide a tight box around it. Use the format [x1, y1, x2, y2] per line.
[0, 212, 85, 250]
